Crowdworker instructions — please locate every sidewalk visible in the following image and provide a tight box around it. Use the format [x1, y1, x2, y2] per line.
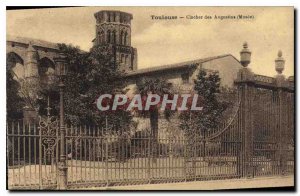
[80, 175, 294, 190]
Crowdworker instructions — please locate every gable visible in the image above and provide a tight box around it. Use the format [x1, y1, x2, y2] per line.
[191, 55, 241, 88]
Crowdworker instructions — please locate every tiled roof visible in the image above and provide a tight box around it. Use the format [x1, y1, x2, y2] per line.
[126, 54, 238, 76]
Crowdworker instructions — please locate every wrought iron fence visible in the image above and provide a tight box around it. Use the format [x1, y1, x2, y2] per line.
[7, 122, 59, 189]
[7, 74, 295, 190]
[7, 122, 242, 189]
[7, 96, 294, 190]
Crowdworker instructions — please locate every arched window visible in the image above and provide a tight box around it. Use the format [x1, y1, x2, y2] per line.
[112, 31, 116, 44]
[108, 12, 111, 22]
[120, 14, 123, 23]
[100, 13, 104, 23]
[113, 13, 116, 22]
[120, 31, 124, 45]
[124, 32, 128, 46]
[121, 54, 124, 64]
[38, 57, 55, 85]
[100, 31, 104, 43]
[107, 30, 111, 43]
[109, 13, 114, 22]
[7, 52, 24, 80]
[125, 55, 128, 65]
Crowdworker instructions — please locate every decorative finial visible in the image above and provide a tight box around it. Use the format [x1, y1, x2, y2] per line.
[240, 42, 251, 67]
[275, 50, 285, 75]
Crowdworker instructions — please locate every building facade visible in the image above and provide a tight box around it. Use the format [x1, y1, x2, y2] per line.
[124, 54, 241, 97]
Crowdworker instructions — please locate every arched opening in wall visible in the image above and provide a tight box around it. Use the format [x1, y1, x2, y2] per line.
[120, 31, 124, 45]
[124, 32, 128, 46]
[7, 52, 24, 80]
[38, 57, 56, 85]
[107, 30, 111, 44]
[125, 55, 128, 65]
[120, 14, 123, 23]
[100, 13, 104, 23]
[113, 13, 116, 22]
[121, 54, 125, 64]
[99, 30, 104, 44]
[108, 12, 115, 22]
[108, 12, 111, 22]
[112, 31, 116, 44]
[7, 52, 24, 120]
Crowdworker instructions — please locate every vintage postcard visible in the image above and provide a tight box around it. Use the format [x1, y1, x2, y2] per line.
[6, 6, 294, 190]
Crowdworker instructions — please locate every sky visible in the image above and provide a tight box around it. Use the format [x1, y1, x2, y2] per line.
[6, 6, 294, 77]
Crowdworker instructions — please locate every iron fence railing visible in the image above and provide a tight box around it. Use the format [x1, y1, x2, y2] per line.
[7, 118, 294, 189]
[6, 77, 295, 190]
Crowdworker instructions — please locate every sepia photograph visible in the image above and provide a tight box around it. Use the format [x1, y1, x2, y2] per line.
[5, 6, 294, 190]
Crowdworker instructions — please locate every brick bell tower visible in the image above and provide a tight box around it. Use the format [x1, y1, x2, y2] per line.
[93, 10, 138, 72]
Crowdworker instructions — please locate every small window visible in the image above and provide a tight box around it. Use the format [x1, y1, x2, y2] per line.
[181, 73, 189, 84]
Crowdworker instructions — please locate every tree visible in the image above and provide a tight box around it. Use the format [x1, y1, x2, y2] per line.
[37, 43, 133, 129]
[178, 70, 229, 178]
[180, 70, 228, 137]
[6, 69, 24, 120]
[135, 77, 174, 162]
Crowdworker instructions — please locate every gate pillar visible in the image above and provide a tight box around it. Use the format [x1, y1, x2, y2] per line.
[236, 42, 254, 178]
[275, 50, 288, 176]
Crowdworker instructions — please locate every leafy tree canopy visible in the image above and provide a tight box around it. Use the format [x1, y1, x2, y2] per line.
[38, 44, 132, 128]
[180, 70, 229, 137]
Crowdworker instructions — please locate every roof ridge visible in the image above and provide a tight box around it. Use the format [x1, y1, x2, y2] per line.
[7, 35, 59, 49]
[128, 54, 234, 74]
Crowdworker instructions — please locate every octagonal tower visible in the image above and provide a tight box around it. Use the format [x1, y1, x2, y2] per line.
[93, 10, 138, 72]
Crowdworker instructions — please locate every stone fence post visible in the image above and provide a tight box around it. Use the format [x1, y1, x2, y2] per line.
[236, 42, 254, 178]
